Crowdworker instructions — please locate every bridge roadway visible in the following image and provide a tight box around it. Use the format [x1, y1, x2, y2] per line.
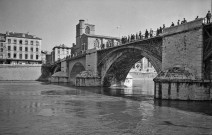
[50, 18, 212, 100]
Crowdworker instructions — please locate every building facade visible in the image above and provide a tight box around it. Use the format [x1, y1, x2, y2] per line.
[0, 33, 6, 64]
[51, 44, 71, 63]
[0, 32, 42, 64]
[72, 20, 120, 56]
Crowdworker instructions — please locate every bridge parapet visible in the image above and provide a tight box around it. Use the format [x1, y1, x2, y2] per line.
[162, 18, 204, 36]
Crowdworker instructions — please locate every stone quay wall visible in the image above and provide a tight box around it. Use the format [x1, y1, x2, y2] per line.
[0, 64, 42, 81]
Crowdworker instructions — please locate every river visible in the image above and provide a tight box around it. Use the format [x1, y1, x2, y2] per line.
[0, 80, 212, 135]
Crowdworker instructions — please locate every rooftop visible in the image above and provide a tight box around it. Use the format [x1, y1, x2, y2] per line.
[0, 33, 6, 42]
[85, 23, 95, 26]
[5, 32, 42, 40]
[53, 44, 72, 50]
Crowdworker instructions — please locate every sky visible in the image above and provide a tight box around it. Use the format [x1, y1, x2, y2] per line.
[0, 0, 211, 51]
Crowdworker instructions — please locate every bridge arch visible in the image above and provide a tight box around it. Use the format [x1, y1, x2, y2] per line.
[69, 62, 85, 83]
[98, 43, 162, 86]
[51, 64, 61, 75]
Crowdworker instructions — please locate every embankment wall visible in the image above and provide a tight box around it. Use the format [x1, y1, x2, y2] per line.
[0, 64, 42, 80]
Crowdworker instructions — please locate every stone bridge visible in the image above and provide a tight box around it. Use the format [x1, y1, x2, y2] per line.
[97, 36, 162, 86]
[52, 18, 212, 100]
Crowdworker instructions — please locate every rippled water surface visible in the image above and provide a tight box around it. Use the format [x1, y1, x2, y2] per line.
[0, 80, 212, 135]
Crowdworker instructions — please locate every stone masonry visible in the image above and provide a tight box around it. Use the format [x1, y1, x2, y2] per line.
[154, 18, 212, 100]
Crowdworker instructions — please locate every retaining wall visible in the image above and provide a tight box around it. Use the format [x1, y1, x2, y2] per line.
[0, 64, 42, 80]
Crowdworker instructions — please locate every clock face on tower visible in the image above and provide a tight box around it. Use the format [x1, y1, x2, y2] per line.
[85, 26, 90, 34]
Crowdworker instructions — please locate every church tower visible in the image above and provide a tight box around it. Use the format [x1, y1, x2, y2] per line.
[75, 20, 95, 51]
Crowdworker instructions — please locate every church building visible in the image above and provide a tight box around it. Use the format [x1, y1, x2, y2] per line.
[72, 20, 120, 55]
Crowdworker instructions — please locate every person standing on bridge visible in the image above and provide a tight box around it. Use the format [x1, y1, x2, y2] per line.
[139, 31, 143, 39]
[171, 22, 175, 27]
[206, 10, 211, 24]
[156, 28, 159, 36]
[195, 16, 199, 20]
[136, 33, 139, 40]
[145, 29, 149, 38]
[181, 18, 187, 24]
[160, 27, 163, 33]
[150, 29, 153, 37]
[128, 35, 130, 42]
[177, 20, 180, 25]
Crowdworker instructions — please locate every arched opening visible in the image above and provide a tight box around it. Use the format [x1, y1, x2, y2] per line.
[129, 57, 157, 79]
[52, 65, 61, 75]
[69, 62, 85, 83]
[126, 57, 157, 95]
[100, 47, 161, 96]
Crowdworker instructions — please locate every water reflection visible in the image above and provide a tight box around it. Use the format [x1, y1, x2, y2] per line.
[54, 79, 212, 116]
[0, 81, 212, 135]
[154, 100, 212, 116]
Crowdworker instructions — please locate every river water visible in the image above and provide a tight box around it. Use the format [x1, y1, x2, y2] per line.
[0, 80, 212, 135]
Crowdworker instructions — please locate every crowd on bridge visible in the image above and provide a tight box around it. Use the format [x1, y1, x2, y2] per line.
[121, 25, 164, 44]
[121, 10, 211, 44]
[170, 10, 211, 27]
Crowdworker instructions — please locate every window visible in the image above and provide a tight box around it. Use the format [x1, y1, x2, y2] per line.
[58, 50, 60, 54]
[14, 39, 17, 44]
[36, 48, 39, 52]
[0, 48, 3, 52]
[25, 40, 28, 45]
[19, 47, 22, 51]
[8, 46, 11, 51]
[85, 26, 90, 34]
[30, 41, 33, 45]
[13, 53, 16, 58]
[8, 39, 11, 44]
[25, 47, 28, 52]
[94, 39, 99, 48]
[19, 40, 22, 44]
[36, 55, 39, 60]
[1, 43, 3, 47]
[148, 62, 152, 67]
[36, 41, 39, 46]
[67, 50, 69, 54]
[8, 53, 10, 58]
[19, 54, 22, 59]
[30, 55, 33, 59]
[14, 46, 16, 51]
[25, 54, 28, 59]
[106, 40, 112, 47]
[31, 47, 33, 52]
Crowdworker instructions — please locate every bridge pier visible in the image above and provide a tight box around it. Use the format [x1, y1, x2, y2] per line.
[154, 80, 212, 100]
[153, 66, 212, 100]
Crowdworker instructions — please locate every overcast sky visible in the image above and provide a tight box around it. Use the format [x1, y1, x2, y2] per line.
[0, 0, 211, 51]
